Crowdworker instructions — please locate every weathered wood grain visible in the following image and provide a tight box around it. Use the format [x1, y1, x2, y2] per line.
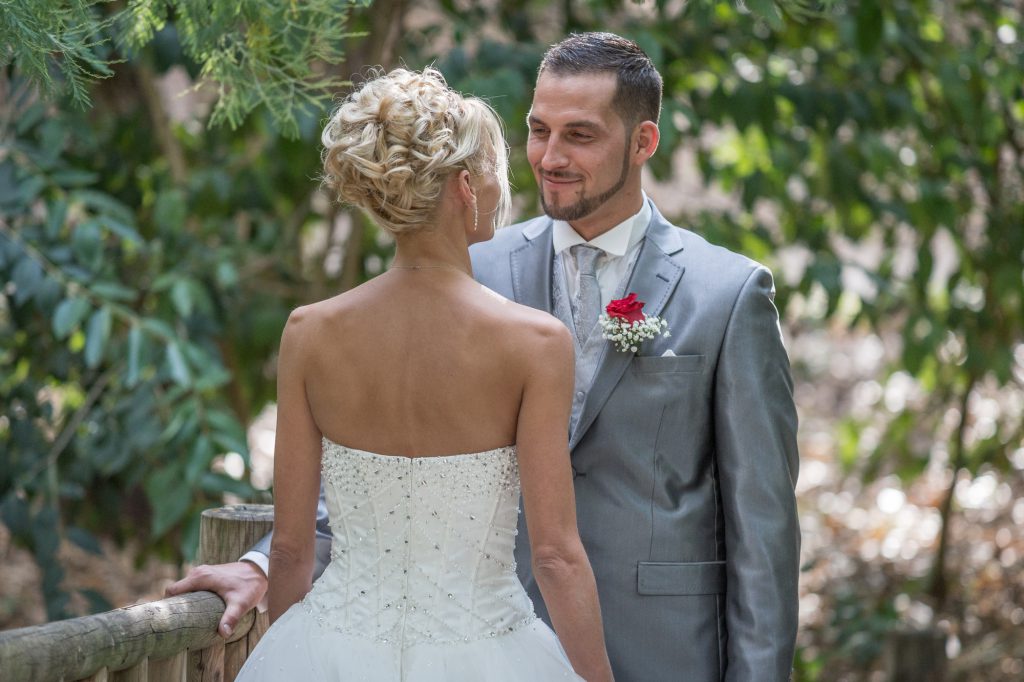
[148, 651, 186, 682]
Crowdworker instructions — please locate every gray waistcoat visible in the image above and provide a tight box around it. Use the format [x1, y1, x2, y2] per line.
[551, 248, 642, 440]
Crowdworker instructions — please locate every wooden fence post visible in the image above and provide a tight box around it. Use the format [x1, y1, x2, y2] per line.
[186, 505, 274, 682]
[147, 651, 186, 682]
[884, 626, 948, 682]
[195, 506, 275, 568]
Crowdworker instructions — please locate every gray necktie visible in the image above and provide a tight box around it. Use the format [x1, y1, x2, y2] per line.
[571, 244, 603, 344]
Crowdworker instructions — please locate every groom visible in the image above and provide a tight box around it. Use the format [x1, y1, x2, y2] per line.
[470, 33, 800, 681]
[168, 32, 800, 681]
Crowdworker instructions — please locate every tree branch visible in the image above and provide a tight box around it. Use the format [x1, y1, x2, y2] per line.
[133, 61, 188, 186]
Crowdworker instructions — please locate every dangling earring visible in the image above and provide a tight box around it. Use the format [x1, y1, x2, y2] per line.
[473, 203, 479, 232]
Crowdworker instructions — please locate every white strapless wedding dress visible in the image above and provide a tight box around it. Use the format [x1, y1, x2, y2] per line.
[236, 438, 582, 681]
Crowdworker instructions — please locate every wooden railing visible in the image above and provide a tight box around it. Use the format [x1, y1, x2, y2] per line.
[0, 505, 273, 682]
[2, 504, 955, 681]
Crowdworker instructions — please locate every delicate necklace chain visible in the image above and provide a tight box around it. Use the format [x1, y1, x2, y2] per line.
[389, 263, 467, 274]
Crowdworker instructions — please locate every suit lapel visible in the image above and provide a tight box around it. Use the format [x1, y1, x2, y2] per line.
[510, 219, 555, 315]
[569, 205, 686, 450]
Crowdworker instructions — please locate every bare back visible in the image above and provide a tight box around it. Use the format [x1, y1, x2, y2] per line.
[295, 270, 554, 456]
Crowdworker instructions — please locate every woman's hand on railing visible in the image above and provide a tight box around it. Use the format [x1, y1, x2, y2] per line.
[165, 561, 268, 637]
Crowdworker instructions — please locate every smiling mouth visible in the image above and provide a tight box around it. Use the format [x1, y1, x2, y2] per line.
[540, 174, 581, 185]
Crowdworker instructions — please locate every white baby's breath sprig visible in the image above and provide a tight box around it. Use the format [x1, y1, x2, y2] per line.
[599, 313, 671, 353]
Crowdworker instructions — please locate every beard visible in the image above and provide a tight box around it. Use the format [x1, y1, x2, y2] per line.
[538, 143, 631, 222]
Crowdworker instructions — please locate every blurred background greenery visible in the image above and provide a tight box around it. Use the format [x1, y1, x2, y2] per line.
[1, 0, 1022, 679]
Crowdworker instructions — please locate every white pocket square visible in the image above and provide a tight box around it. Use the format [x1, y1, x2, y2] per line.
[661, 349, 676, 357]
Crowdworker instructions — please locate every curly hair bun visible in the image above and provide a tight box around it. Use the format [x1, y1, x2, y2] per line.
[322, 67, 510, 235]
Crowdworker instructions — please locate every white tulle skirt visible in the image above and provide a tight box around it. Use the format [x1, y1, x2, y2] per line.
[235, 603, 583, 681]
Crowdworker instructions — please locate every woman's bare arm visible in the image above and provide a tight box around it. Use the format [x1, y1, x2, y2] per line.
[515, 316, 613, 682]
[267, 308, 323, 623]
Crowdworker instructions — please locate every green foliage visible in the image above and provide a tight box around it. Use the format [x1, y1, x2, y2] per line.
[0, 0, 116, 109]
[0, 80, 279, 616]
[2, 0, 368, 138]
[1, 3, 349, 610]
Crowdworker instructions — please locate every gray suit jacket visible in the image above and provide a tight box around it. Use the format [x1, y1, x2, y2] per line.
[469, 202, 800, 681]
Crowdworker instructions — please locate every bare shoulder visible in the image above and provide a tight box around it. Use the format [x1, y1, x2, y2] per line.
[279, 285, 363, 352]
[478, 291, 572, 368]
[280, 299, 329, 342]
[285, 278, 378, 332]
[522, 313, 573, 379]
[518, 305, 572, 356]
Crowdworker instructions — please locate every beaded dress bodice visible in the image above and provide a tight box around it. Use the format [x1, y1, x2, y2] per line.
[301, 438, 536, 647]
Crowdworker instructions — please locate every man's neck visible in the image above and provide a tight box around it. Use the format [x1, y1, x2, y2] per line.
[567, 190, 645, 241]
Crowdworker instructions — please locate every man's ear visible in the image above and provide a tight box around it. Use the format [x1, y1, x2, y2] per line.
[633, 121, 660, 164]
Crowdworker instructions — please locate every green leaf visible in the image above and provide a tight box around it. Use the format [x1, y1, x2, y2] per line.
[36, 276, 63, 310]
[165, 342, 192, 386]
[92, 281, 137, 302]
[13, 175, 47, 207]
[53, 297, 91, 339]
[186, 434, 214, 484]
[51, 168, 99, 187]
[66, 526, 103, 556]
[855, 0, 884, 54]
[71, 220, 103, 269]
[15, 101, 46, 134]
[0, 161, 21, 210]
[171, 278, 194, 318]
[201, 471, 255, 498]
[207, 408, 248, 455]
[0, 231, 17, 268]
[154, 189, 188, 233]
[12, 256, 44, 305]
[151, 272, 178, 292]
[79, 588, 112, 614]
[71, 190, 135, 226]
[145, 466, 192, 537]
[126, 324, 143, 387]
[99, 217, 143, 245]
[215, 261, 239, 288]
[193, 365, 232, 391]
[0, 494, 31, 537]
[45, 199, 68, 239]
[180, 510, 202, 563]
[158, 410, 188, 444]
[84, 306, 112, 368]
[140, 317, 176, 339]
[746, 0, 783, 30]
[837, 419, 861, 472]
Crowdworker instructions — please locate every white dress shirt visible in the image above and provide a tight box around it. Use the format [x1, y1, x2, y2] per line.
[552, 196, 652, 310]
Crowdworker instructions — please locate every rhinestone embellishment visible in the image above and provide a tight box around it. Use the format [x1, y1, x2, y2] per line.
[302, 440, 536, 647]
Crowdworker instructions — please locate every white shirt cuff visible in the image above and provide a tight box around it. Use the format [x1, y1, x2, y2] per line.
[240, 552, 270, 613]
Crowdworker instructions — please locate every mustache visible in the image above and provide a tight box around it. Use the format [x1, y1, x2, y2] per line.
[539, 171, 582, 181]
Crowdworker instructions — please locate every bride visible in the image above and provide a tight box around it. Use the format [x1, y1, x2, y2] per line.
[234, 68, 613, 681]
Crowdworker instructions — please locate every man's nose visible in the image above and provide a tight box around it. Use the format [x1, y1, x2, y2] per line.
[540, 139, 569, 170]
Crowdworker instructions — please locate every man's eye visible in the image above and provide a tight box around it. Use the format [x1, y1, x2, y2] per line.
[572, 133, 593, 141]
[530, 128, 548, 135]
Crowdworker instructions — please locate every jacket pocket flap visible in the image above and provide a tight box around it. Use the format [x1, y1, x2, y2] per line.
[637, 561, 726, 596]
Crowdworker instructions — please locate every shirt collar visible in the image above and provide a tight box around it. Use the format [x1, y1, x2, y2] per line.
[551, 193, 652, 257]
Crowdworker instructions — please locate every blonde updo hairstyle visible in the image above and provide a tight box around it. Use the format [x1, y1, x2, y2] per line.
[321, 67, 511, 236]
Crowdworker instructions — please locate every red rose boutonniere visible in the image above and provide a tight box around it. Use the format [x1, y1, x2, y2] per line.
[598, 293, 670, 353]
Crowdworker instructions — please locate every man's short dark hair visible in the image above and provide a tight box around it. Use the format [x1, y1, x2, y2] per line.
[538, 32, 663, 129]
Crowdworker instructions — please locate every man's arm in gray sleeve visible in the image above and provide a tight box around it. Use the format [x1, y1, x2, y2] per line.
[243, 479, 332, 580]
